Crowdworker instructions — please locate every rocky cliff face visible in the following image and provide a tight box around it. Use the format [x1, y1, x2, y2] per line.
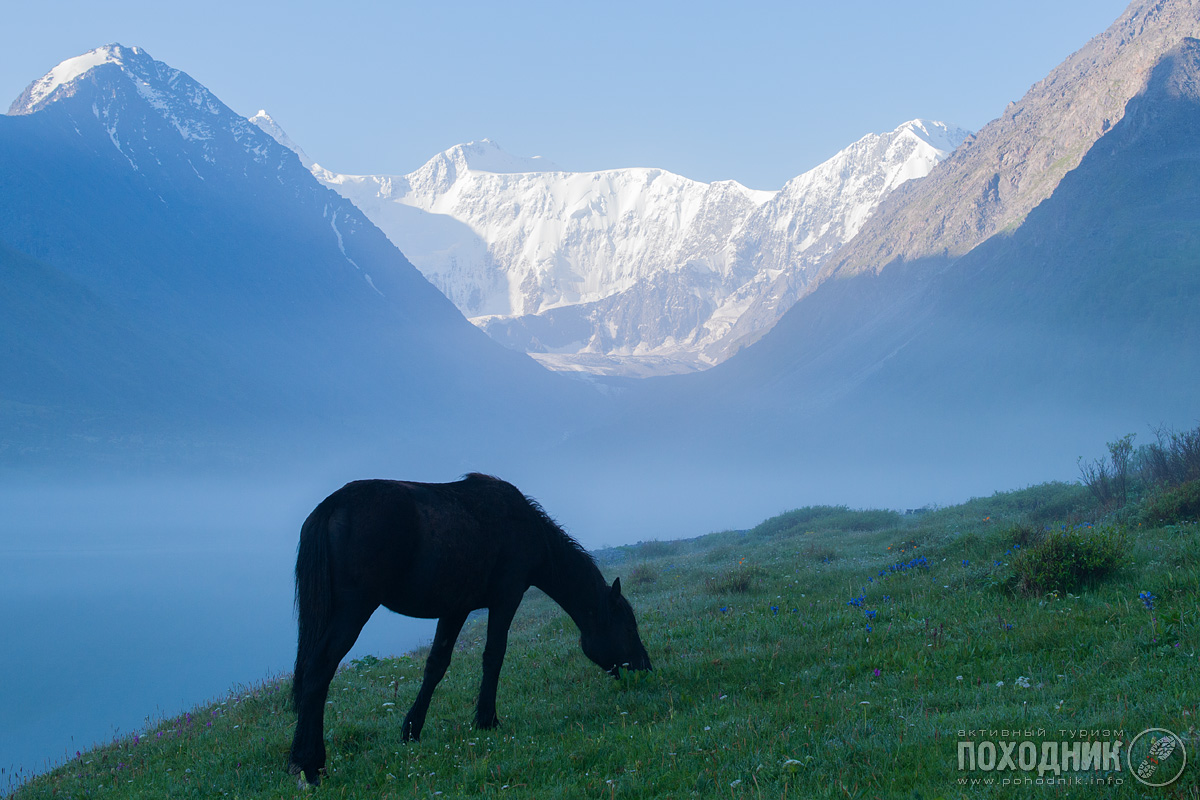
[825, 0, 1200, 279]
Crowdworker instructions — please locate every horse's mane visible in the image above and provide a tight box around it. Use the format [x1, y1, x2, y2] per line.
[526, 493, 597, 568]
[462, 472, 596, 568]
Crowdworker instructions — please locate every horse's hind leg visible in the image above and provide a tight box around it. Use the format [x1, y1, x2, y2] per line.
[289, 596, 376, 786]
[401, 610, 469, 742]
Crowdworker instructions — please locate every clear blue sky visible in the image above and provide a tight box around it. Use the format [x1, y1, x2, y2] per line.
[4, 0, 1132, 190]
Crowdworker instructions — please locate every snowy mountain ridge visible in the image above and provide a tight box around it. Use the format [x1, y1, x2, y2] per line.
[264, 116, 968, 375]
[11, 45, 413, 305]
[11, 45, 300, 178]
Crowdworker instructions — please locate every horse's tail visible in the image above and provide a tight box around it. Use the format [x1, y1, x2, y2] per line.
[293, 497, 335, 710]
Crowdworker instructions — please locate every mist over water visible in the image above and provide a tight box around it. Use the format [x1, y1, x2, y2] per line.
[0, 479, 435, 795]
[0, 406, 1130, 794]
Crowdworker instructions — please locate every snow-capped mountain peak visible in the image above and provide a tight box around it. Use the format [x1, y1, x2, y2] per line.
[295, 118, 966, 375]
[10, 43, 222, 131]
[248, 109, 314, 168]
[442, 139, 561, 175]
[897, 118, 970, 154]
[8, 43, 136, 114]
[9, 44, 308, 182]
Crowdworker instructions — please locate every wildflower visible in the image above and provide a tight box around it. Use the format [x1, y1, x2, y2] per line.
[995, 681, 1005, 688]
[962, 559, 969, 567]
[730, 779, 742, 788]
[1139, 591, 1156, 610]
[873, 668, 881, 677]
[956, 676, 963, 681]
[1015, 676, 1031, 689]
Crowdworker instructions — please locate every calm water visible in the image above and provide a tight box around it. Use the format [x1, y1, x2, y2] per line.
[0, 482, 435, 795]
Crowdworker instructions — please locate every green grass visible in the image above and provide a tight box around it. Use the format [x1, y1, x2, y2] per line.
[12, 483, 1200, 799]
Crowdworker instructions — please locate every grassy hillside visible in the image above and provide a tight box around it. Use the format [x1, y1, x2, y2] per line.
[11, 461, 1200, 798]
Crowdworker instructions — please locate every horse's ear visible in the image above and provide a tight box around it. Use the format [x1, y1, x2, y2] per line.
[611, 577, 623, 598]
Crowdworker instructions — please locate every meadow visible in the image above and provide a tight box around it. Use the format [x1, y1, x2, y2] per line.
[9, 433, 1200, 799]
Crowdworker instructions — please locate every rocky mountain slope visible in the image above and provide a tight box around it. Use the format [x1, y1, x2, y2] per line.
[1, 45, 584, 470]
[587, 0, 1200, 506]
[824, 0, 1200, 279]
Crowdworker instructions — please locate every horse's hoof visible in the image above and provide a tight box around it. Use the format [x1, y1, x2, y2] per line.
[288, 762, 321, 787]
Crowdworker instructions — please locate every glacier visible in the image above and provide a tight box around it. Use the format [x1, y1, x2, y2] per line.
[253, 115, 969, 376]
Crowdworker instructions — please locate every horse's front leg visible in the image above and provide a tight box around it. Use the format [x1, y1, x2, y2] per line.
[475, 599, 520, 729]
[402, 610, 468, 742]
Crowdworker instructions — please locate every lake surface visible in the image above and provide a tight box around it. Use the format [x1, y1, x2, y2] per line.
[0, 481, 435, 795]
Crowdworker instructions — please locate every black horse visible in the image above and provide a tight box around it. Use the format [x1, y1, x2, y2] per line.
[287, 474, 651, 786]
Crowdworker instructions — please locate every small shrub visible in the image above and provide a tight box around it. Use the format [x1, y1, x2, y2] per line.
[628, 563, 659, 588]
[751, 505, 900, 538]
[1140, 479, 1200, 524]
[1078, 434, 1136, 510]
[635, 539, 682, 558]
[704, 564, 766, 595]
[803, 541, 839, 562]
[1139, 424, 1200, 488]
[704, 544, 741, 564]
[1002, 522, 1043, 549]
[1012, 525, 1128, 594]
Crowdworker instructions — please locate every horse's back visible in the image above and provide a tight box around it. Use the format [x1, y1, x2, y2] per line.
[314, 476, 540, 616]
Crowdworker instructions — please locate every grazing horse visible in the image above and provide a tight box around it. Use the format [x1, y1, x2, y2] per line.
[287, 474, 651, 786]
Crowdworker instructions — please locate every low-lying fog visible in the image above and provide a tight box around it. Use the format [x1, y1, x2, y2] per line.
[0, 478, 437, 794]
[0, 436, 1086, 792]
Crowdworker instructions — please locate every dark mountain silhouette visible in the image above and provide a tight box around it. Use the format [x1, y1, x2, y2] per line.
[0, 45, 588, 474]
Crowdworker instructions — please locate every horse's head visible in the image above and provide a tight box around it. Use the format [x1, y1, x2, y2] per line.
[581, 578, 652, 677]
